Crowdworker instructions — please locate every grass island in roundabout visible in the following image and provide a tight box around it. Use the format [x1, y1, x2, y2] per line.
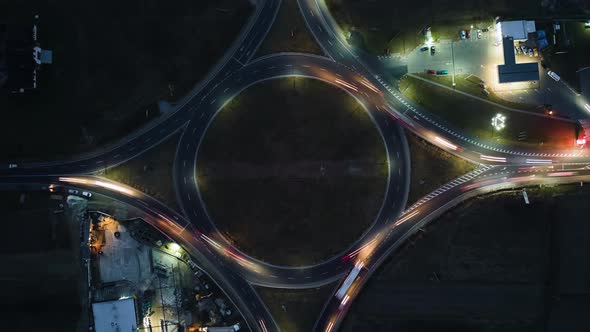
[195, 77, 402, 266]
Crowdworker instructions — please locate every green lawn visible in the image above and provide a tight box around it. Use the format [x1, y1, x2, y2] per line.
[256, 0, 323, 56]
[0, 0, 252, 162]
[406, 131, 477, 207]
[103, 133, 181, 212]
[197, 78, 388, 266]
[416, 73, 548, 114]
[400, 75, 578, 149]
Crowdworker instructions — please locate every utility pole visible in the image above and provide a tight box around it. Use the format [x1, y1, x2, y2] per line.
[451, 40, 456, 90]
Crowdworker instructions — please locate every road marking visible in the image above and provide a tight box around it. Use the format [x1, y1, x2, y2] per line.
[210, 99, 216, 105]
[113, 154, 120, 158]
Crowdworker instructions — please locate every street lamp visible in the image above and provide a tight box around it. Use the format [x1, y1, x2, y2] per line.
[491, 113, 506, 133]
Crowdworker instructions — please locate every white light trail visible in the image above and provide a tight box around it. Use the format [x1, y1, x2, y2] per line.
[200, 234, 222, 250]
[393, 210, 420, 227]
[434, 136, 458, 150]
[480, 155, 506, 163]
[526, 159, 552, 164]
[59, 177, 136, 196]
[334, 78, 358, 92]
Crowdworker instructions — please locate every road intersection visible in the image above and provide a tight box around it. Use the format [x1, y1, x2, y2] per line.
[2, 0, 590, 331]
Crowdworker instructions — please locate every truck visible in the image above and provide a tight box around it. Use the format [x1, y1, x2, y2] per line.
[436, 70, 449, 75]
[335, 261, 364, 300]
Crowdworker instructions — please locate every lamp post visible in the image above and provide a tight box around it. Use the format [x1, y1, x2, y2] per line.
[451, 40, 456, 89]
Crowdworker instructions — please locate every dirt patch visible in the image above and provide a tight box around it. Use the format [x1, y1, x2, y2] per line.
[342, 184, 590, 331]
[197, 78, 388, 266]
[0, 0, 252, 161]
[256, 284, 336, 332]
[0, 191, 86, 331]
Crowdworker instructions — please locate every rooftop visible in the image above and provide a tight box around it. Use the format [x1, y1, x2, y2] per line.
[498, 37, 540, 83]
[92, 298, 138, 332]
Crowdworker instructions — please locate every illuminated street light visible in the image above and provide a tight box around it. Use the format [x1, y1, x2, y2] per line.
[491, 114, 506, 131]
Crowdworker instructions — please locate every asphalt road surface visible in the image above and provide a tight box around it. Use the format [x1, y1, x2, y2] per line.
[2, 0, 590, 331]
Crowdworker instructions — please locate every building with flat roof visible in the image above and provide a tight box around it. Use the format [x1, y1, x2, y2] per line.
[497, 37, 539, 83]
[497, 20, 537, 41]
[92, 298, 138, 332]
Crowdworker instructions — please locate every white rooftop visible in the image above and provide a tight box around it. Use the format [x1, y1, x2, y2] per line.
[92, 298, 138, 332]
[499, 20, 536, 40]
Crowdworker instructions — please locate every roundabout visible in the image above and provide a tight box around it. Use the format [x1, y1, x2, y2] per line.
[173, 53, 411, 288]
[195, 77, 389, 266]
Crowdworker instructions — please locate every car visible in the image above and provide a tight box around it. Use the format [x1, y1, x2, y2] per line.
[430, 45, 436, 54]
[465, 30, 471, 39]
[426, 69, 436, 74]
[477, 29, 482, 39]
[528, 49, 533, 57]
[520, 45, 527, 54]
[482, 28, 489, 32]
[547, 71, 561, 81]
[68, 189, 80, 195]
[8, 163, 17, 169]
[82, 191, 93, 199]
[533, 48, 539, 57]
[436, 69, 449, 75]
[460, 30, 466, 40]
[420, 46, 429, 52]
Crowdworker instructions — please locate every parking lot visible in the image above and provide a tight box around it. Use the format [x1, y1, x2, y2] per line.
[401, 26, 589, 120]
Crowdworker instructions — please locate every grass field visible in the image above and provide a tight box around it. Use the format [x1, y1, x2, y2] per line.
[0, 0, 252, 162]
[256, 284, 336, 332]
[406, 131, 477, 207]
[400, 75, 578, 149]
[326, 0, 589, 55]
[416, 73, 548, 114]
[0, 191, 85, 331]
[256, 0, 323, 56]
[197, 78, 388, 266]
[342, 184, 590, 331]
[103, 133, 181, 212]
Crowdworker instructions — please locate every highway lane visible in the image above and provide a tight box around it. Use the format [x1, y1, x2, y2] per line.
[0, 0, 281, 177]
[298, 0, 590, 167]
[314, 164, 590, 332]
[0, 1, 284, 331]
[295, 1, 590, 330]
[0, 175, 279, 332]
[174, 52, 411, 288]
